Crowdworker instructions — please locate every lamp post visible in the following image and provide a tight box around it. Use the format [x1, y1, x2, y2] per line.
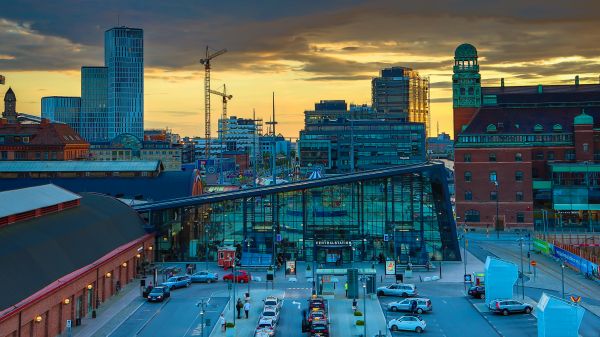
[231, 257, 237, 326]
[494, 181, 500, 239]
[205, 228, 209, 272]
[245, 238, 252, 296]
[197, 299, 206, 337]
[518, 237, 525, 300]
[561, 261, 565, 299]
[361, 276, 367, 337]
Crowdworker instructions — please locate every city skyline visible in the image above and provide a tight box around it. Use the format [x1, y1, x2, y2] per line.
[2, 1, 600, 138]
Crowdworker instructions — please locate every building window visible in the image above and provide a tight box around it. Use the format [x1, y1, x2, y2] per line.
[489, 171, 497, 182]
[465, 191, 472, 200]
[535, 151, 544, 160]
[516, 212, 525, 223]
[489, 153, 496, 162]
[465, 171, 472, 182]
[583, 143, 589, 153]
[515, 153, 522, 162]
[516, 191, 523, 201]
[464, 153, 471, 162]
[465, 209, 480, 222]
[490, 191, 497, 201]
[515, 171, 524, 182]
[547, 151, 555, 161]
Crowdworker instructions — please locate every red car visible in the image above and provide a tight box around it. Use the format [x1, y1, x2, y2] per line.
[223, 270, 251, 283]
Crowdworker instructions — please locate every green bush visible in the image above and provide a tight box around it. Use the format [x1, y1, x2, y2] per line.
[225, 322, 235, 328]
[354, 311, 363, 316]
[306, 264, 311, 270]
[355, 320, 365, 326]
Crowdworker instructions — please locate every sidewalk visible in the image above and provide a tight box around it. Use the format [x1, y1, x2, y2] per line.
[72, 277, 146, 337]
[209, 289, 285, 337]
[329, 298, 390, 337]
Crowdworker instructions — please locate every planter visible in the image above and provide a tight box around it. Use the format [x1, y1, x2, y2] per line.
[226, 327, 236, 337]
[405, 269, 413, 278]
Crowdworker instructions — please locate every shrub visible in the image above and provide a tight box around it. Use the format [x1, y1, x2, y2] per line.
[306, 264, 311, 270]
[355, 320, 365, 326]
[225, 322, 235, 328]
[354, 311, 363, 316]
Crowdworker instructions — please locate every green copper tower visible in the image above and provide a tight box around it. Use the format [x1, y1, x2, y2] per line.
[452, 43, 481, 108]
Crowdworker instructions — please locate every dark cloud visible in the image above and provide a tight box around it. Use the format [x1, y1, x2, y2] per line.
[1, 0, 600, 82]
[303, 75, 374, 81]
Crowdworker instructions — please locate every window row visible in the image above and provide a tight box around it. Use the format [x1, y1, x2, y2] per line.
[463, 209, 525, 223]
[464, 171, 523, 182]
[464, 191, 524, 201]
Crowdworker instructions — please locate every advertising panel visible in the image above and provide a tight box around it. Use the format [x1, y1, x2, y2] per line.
[285, 260, 296, 276]
[533, 238, 552, 255]
[385, 261, 396, 275]
[553, 246, 598, 276]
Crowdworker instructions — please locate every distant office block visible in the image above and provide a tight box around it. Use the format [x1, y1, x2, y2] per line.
[80, 66, 108, 142]
[105, 27, 144, 140]
[484, 256, 518, 306]
[41, 96, 81, 131]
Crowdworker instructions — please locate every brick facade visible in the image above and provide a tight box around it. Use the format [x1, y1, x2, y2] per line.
[0, 235, 154, 337]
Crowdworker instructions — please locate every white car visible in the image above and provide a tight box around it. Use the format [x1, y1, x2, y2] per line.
[260, 307, 280, 323]
[255, 317, 276, 336]
[376, 283, 417, 297]
[388, 315, 426, 333]
[264, 296, 282, 310]
[387, 298, 432, 313]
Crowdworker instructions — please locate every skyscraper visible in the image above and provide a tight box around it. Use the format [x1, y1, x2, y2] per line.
[104, 27, 144, 140]
[41, 96, 81, 130]
[372, 67, 430, 135]
[80, 66, 108, 141]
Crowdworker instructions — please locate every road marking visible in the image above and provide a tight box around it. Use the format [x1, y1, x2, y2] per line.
[292, 301, 301, 310]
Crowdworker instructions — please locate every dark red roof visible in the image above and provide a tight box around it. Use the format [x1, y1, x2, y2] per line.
[0, 121, 88, 146]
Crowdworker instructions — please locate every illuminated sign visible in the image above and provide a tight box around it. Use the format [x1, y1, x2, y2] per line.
[385, 261, 396, 275]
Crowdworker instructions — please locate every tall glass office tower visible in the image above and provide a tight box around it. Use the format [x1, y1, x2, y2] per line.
[41, 96, 81, 131]
[104, 27, 144, 140]
[81, 66, 108, 141]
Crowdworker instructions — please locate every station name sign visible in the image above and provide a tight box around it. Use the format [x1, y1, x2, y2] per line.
[315, 240, 352, 247]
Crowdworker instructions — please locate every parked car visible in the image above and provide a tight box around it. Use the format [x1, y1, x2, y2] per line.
[308, 296, 326, 311]
[161, 275, 191, 289]
[261, 306, 280, 324]
[388, 315, 426, 333]
[468, 286, 485, 299]
[191, 271, 218, 283]
[223, 270, 251, 283]
[488, 299, 533, 315]
[310, 320, 329, 337]
[376, 283, 417, 297]
[147, 286, 170, 302]
[264, 296, 282, 310]
[255, 317, 276, 336]
[387, 298, 432, 314]
[308, 309, 327, 324]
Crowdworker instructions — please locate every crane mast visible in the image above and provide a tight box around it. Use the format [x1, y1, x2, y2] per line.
[199, 46, 226, 159]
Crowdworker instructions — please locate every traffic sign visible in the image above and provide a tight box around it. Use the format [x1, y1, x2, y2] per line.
[530, 260, 537, 267]
[66, 320, 72, 328]
[464, 274, 472, 283]
[570, 295, 581, 303]
[383, 234, 389, 242]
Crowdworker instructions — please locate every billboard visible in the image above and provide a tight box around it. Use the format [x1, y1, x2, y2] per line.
[385, 261, 396, 275]
[285, 260, 296, 276]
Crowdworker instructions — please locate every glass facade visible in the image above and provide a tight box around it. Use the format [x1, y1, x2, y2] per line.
[40, 96, 81, 131]
[139, 163, 460, 264]
[105, 27, 144, 140]
[81, 66, 108, 142]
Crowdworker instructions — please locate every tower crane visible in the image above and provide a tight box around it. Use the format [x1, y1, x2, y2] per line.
[210, 84, 233, 184]
[199, 46, 227, 158]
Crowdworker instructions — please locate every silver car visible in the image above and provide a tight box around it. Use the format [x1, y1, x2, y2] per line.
[387, 298, 432, 313]
[489, 299, 533, 315]
[376, 283, 417, 297]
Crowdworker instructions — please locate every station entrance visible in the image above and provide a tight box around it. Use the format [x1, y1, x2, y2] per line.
[315, 268, 377, 298]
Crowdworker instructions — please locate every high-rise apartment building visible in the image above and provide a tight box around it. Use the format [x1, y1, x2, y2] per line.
[105, 27, 144, 140]
[41, 96, 81, 130]
[372, 67, 430, 135]
[80, 66, 108, 142]
[218, 116, 262, 160]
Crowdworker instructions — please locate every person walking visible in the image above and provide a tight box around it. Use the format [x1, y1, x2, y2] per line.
[219, 313, 226, 332]
[352, 298, 357, 313]
[236, 298, 243, 319]
[410, 300, 417, 314]
[344, 282, 348, 297]
[243, 301, 250, 319]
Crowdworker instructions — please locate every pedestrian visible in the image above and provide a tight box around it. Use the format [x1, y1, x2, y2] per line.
[352, 298, 357, 313]
[344, 282, 348, 297]
[219, 314, 226, 332]
[410, 300, 417, 314]
[243, 301, 250, 319]
[236, 298, 243, 319]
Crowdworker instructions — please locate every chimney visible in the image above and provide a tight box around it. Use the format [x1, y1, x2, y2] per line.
[500, 78, 505, 89]
[575, 75, 580, 87]
[537, 84, 543, 94]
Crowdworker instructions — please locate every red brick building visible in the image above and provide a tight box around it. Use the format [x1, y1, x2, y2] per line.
[0, 185, 154, 337]
[0, 119, 89, 160]
[453, 43, 600, 232]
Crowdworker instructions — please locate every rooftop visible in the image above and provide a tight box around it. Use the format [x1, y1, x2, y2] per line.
[0, 184, 80, 218]
[0, 160, 161, 172]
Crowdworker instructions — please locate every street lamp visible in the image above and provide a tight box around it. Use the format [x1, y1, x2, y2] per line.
[197, 299, 206, 337]
[518, 237, 525, 300]
[205, 228, 210, 272]
[494, 181, 500, 239]
[561, 261, 565, 299]
[360, 276, 367, 337]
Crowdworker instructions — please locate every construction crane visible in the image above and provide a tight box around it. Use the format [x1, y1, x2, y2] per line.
[199, 46, 227, 158]
[210, 84, 233, 184]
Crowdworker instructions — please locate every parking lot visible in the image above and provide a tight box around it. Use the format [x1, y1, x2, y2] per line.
[467, 297, 537, 337]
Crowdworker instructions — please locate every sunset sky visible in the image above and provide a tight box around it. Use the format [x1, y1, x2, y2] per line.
[2, 0, 600, 139]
